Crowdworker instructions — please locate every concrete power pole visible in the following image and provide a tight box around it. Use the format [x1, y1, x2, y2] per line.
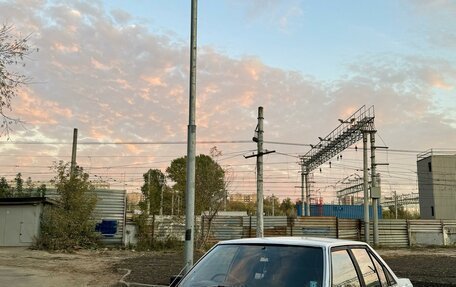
[256, 107, 264, 237]
[305, 171, 310, 216]
[245, 107, 275, 237]
[394, 190, 398, 219]
[363, 132, 370, 243]
[147, 170, 151, 216]
[300, 159, 305, 216]
[272, 194, 275, 216]
[370, 131, 379, 246]
[184, 0, 198, 274]
[70, 128, 78, 177]
[160, 175, 164, 216]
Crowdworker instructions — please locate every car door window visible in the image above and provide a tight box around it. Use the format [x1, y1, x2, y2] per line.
[351, 248, 381, 287]
[370, 254, 389, 286]
[332, 249, 361, 287]
[382, 264, 397, 286]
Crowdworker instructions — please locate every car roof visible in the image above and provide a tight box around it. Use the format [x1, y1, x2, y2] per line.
[217, 237, 368, 248]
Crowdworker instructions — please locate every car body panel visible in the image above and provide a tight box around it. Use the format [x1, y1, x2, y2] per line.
[177, 237, 413, 287]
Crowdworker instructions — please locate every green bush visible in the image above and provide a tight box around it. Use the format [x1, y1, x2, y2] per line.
[34, 162, 100, 251]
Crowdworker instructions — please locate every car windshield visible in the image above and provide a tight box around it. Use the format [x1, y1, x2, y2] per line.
[179, 244, 324, 287]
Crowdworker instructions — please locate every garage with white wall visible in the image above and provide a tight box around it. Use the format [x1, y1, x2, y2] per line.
[0, 198, 53, 247]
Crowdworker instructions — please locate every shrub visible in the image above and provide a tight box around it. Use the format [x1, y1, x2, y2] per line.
[34, 162, 99, 250]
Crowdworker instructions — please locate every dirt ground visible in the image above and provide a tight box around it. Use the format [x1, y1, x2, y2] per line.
[0, 247, 126, 286]
[1, 247, 455, 286]
[378, 248, 456, 287]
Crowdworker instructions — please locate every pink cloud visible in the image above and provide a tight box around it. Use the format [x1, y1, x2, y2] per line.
[51, 42, 79, 53]
[141, 75, 166, 87]
[14, 89, 73, 125]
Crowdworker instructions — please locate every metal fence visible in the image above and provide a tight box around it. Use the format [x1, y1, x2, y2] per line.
[136, 216, 456, 248]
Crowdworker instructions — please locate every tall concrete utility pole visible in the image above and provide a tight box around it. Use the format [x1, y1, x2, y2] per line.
[160, 175, 164, 216]
[184, 0, 197, 274]
[370, 131, 379, 246]
[147, 171, 151, 215]
[272, 194, 275, 216]
[71, 128, 78, 177]
[256, 106, 264, 237]
[245, 107, 275, 237]
[305, 171, 310, 216]
[299, 159, 305, 216]
[363, 132, 370, 243]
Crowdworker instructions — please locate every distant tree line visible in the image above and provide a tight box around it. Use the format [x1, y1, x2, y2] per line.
[224, 196, 296, 217]
[0, 173, 47, 198]
[137, 147, 297, 218]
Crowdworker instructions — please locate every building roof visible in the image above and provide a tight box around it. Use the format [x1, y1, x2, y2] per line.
[0, 197, 56, 205]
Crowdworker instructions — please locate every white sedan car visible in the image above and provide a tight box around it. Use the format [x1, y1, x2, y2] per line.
[174, 237, 412, 287]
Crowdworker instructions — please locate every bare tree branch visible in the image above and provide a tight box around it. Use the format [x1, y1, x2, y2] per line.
[0, 24, 36, 139]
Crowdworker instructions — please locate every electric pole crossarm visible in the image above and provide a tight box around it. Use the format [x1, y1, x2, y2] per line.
[244, 150, 276, 159]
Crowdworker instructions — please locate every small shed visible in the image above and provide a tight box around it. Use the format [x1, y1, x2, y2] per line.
[0, 197, 54, 247]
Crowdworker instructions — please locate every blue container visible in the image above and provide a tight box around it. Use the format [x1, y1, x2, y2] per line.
[296, 204, 382, 219]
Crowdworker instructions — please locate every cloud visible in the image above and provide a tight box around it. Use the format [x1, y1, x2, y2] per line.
[13, 88, 73, 125]
[0, 0, 454, 196]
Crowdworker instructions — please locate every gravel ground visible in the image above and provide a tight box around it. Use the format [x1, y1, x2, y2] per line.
[378, 248, 456, 287]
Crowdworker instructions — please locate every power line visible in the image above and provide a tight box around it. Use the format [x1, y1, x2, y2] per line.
[0, 140, 252, 145]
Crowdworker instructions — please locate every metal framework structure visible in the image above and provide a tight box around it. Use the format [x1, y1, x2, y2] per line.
[336, 180, 371, 199]
[382, 193, 419, 206]
[336, 173, 381, 199]
[302, 105, 375, 172]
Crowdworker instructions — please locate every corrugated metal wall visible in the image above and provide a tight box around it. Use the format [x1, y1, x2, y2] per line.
[203, 216, 244, 242]
[92, 189, 126, 245]
[201, 216, 360, 243]
[360, 220, 409, 247]
[47, 189, 126, 245]
[199, 217, 456, 247]
[337, 218, 361, 240]
[293, 217, 338, 238]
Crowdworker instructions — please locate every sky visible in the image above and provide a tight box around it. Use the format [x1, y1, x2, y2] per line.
[0, 0, 455, 205]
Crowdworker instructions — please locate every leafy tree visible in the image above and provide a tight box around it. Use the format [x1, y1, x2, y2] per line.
[167, 154, 226, 216]
[25, 176, 34, 196]
[37, 183, 46, 197]
[35, 162, 99, 250]
[140, 169, 166, 215]
[167, 149, 228, 248]
[226, 200, 256, 215]
[383, 205, 420, 219]
[264, 196, 281, 216]
[279, 198, 295, 217]
[0, 24, 37, 138]
[14, 172, 23, 196]
[0, 177, 12, 197]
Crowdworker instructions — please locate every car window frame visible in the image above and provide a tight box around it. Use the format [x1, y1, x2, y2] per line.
[350, 247, 383, 287]
[331, 245, 365, 287]
[331, 245, 399, 287]
[354, 246, 397, 287]
[179, 243, 326, 287]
